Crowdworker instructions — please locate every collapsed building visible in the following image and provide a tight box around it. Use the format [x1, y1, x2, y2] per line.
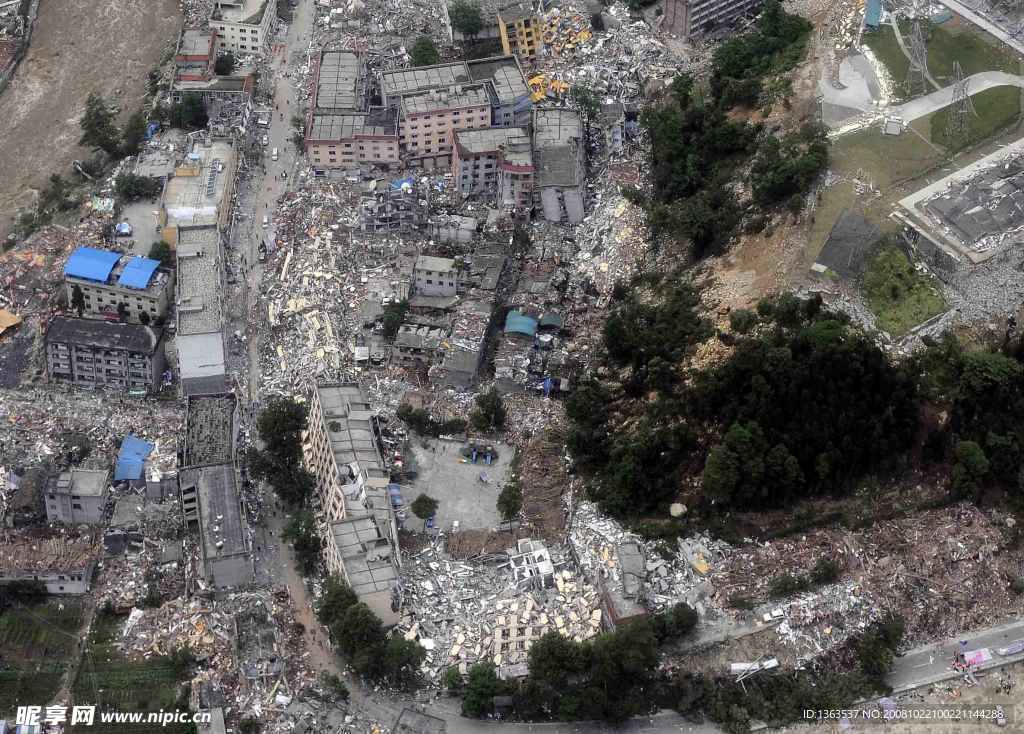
[304, 383, 401, 625]
[172, 27, 256, 103]
[894, 136, 1024, 275]
[532, 108, 585, 224]
[661, 0, 764, 41]
[0, 533, 101, 594]
[179, 393, 253, 590]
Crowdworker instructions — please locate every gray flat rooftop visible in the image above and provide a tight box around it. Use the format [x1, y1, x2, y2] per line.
[68, 468, 110, 497]
[330, 513, 398, 621]
[315, 50, 363, 111]
[308, 109, 396, 141]
[381, 62, 471, 97]
[467, 56, 529, 104]
[176, 227, 223, 335]
[415, 255, 456, 273]
[454, 126, 528, 154]
[402, 86, 490, 115]
[316, 383, 385, 479]
[46, 317, 162, 355]
[179, 463, 248, 561]
[212, 0, 268, 24]
[185, 394, 235, 467]
[163, 141, 235, 228]
[178, 332, 227, 388]
[179, 30, 214, 56]
[534, 108, 582, 148]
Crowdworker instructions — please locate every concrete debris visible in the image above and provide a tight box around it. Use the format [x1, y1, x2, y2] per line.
[398, 536, 602, 680]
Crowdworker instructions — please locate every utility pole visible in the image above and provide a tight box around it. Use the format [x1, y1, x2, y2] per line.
[907, 20, 930, 97]
[947, 60, 977, 142]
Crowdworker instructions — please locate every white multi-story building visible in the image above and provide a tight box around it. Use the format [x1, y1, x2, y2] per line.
[210, 0, 275, 55]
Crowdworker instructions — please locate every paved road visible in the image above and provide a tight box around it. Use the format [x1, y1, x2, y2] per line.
[890, 69, 1024, 123]
[938, 0, 1024, 57]
[888, 618, 1024, 694]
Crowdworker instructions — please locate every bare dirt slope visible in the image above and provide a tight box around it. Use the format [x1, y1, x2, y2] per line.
[0, 0, 181, 240]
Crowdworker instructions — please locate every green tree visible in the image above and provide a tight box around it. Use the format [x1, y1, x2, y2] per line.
[382, 299, 409, 340]
[951, 440, 989, 498]
[653, 602, 698, 643]
[382, 636, 426, 688]
[121, 109, 149, 157]
[71, 284, 86, 317]
[409, 36, 440, 66]
[79, 93, 121, 156]
[170, 93, 208, 130]
[319, 672, 350, 700]
[214, 51, 235, 75]
[334, 602, 385, 660]
[291, 130, 305, 153]
[410, 493, 439, 527]
[443, 666, 464, 692]
[462, 663, 502, 717]
[317, 575, 359, 628]
[115, 173, 162, 201]
[471, 388, 506, 432]
[496, 482, 522, 526]
[282, 510, 322, 576]
[449, 0, 483, 38]
[570, 83, 600, 128]
[239, 718, 261, 734]
[149, 240, 174, 268]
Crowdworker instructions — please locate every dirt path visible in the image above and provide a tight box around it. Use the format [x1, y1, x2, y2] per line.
[49, 594, 95, 706]
[0, 0, 180, 240]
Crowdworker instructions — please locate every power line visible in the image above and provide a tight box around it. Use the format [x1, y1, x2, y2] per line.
[907, 19, 930, 97]
[947, 60, 978, 142]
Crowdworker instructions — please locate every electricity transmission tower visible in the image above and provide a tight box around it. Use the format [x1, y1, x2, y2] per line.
[906, 20, 930, 97]
[947, 60, 978, 140]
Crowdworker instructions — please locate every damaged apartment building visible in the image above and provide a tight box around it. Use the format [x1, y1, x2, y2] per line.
[46, 316, 167, 394]
[209, 0, 276, 55]
[304, 383, 401, 625]
[0, 533, 101, 594]
[305, 50, 533, 173]
[64, 246, 173, 323]
[179, 393, 254, 590]
[172, 27, 255, 103]
[533, 108, 585, 224]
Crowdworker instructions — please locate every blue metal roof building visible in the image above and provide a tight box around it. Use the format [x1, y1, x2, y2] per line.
[864, 0, 881, 29]
[115, 434, 155, 481]
[117, 257, 161, 289]
[504, 310, 538, 337]
[64, 247, 121, 283]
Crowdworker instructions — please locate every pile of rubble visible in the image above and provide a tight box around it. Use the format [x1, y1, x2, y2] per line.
[710, 503, 1021, 655]
[570, 500, 733, 613]
[399, 537, 602, 681]
[0, 387, 183, 473]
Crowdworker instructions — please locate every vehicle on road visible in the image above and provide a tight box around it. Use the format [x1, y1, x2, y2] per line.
[262, 135, 269, 146]
[271, 147, 279, 161]
[262, 215, 269, 228]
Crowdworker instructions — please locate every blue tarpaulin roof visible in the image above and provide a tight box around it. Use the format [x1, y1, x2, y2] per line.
[117, 257, 160, 289]
[115, 434, 154, 481]
[64, 247, 121, 283]
[115, 222, 132, 236]
[865, 0, 881, 27]
[390, 176, 415, 190]
[504, 310, 538, 337]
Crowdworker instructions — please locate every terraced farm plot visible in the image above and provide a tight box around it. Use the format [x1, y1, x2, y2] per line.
[70, 610, 193, 734]
[0, 601, 82, 716]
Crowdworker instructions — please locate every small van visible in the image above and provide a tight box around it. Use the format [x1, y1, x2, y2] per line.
[271, 147, 279, 161]
[262, 215, 269, 228]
